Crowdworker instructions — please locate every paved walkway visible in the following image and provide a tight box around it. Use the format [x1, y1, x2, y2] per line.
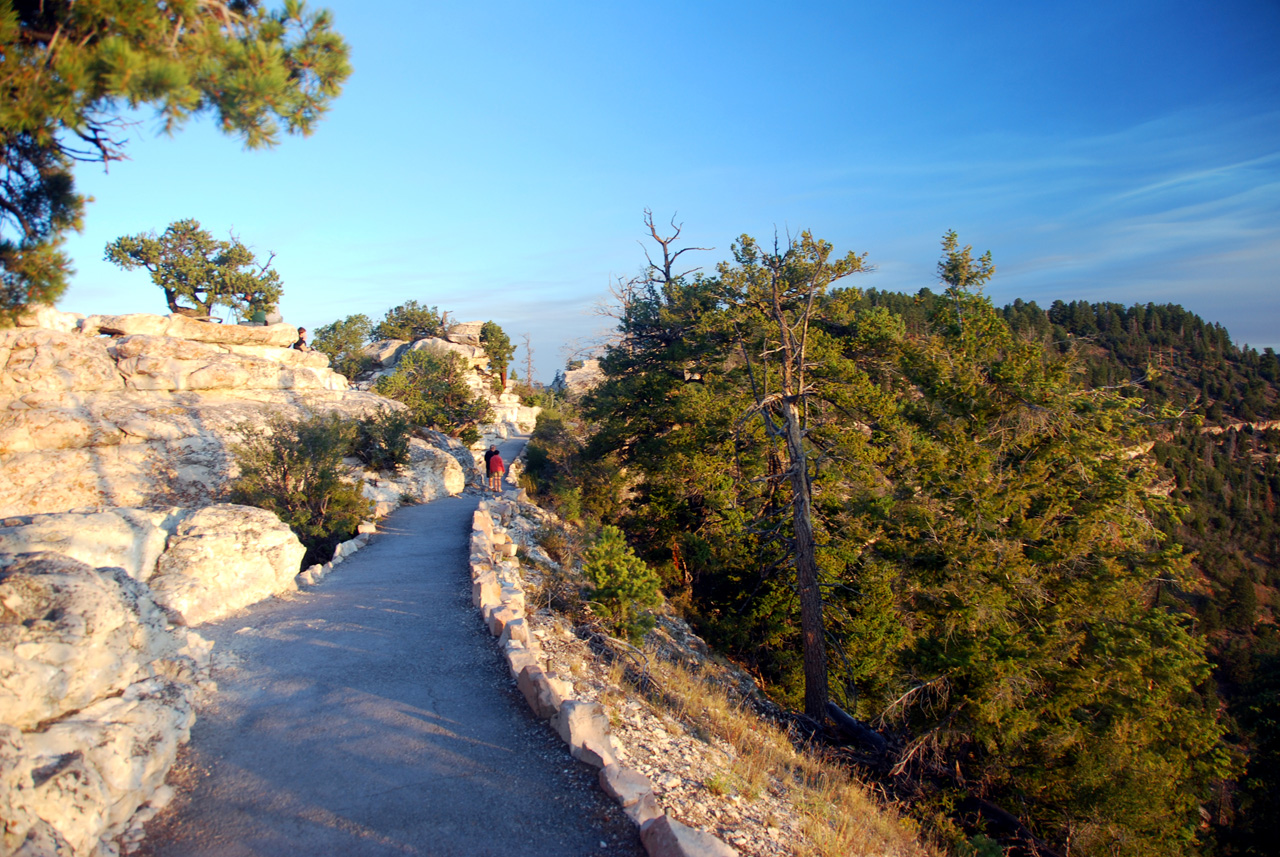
[139, 438, 643, 857]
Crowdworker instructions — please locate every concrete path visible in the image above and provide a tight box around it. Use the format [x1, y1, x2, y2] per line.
[138, 438, 643, 857]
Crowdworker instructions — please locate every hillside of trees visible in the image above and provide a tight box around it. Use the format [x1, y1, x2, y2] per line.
[524, 227, 1278, 857]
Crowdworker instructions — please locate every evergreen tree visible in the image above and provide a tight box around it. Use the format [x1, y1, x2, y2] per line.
[1, 0, 351, 320]
[572, 225, 1234, 856]
[581, 525, 662, 643]
[371, 300, 444, 341]
[480, 320, 515, 385]
[313, 313, 373, 378]
[713, 231, 869, 720]
[373, 348, 492, 440]
[105, 219, 282, 318]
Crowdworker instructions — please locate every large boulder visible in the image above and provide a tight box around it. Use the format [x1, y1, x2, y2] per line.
[3, 678, 196, 857]
[82, 313, 298, 347]
[363, 339, 410, 369]
[409, 337, 489, 370]
[147, 504, 305, 626]
[0, 329, 123, 399]
[0, 553, 176, 730]
[445, 321, 484, 348]
[13, 304, 84, 334]
[561, 358, 604, 397]
[360, 437, 466, 515]
[0, 509, 188, 582]
[109, 334, 345, 392]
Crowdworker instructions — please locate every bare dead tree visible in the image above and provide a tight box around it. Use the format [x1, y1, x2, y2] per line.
[521, 333, 535, 388]
[639, 208, 712, 288]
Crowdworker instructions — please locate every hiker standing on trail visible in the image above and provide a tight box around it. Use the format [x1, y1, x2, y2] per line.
[484, 444, 499, 471]
[486, 449, 505, 493]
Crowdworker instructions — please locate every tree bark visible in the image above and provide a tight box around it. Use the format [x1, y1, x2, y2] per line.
[783, 396, 828, 721]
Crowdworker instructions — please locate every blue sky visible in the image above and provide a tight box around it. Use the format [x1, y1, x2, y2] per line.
[58, 0, 1280, 382]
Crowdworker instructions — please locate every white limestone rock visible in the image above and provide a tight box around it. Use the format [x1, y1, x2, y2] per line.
[13, 304, 84, 334]
[9, 677, 196, 857]
[0, 553, 175, 731]
[0, 389, 395, 517]
[561, 358, 604, 397]
[445, 321, 485, 347]
[640, 815, 740, 857]
[0, 508, 188, 582]
[360, 438, 465, 508]
[363, 339, 410, 369]
[109, 334, 346, 393]
[0, 328, 122, 400]
[147, 504, 304, 626]
[83, 313, 297, 347]
[408, 337, 489, 370]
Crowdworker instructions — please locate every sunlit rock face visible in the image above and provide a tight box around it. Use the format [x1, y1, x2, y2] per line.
[0, 311, 490, 856]
[0, 313, 393, 517]
[147, 504, 305, 627]
[0, 552, 212, 857]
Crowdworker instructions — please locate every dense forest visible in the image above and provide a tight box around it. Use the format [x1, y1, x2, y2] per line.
[524, 226, 1279, 857]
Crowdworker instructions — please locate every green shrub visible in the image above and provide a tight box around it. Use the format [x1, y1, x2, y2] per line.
[550, 484, 583, 523]
[581, 525, 662, 643]
[373, 348, 493, 437]
[228, 411, 373, 567]
[354, 409, 413, 471]
[313, 314, 374, 379]
[372, 300, 444, 341]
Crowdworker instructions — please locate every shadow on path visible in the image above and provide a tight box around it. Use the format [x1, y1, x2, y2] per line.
[139, 437, 642, 857]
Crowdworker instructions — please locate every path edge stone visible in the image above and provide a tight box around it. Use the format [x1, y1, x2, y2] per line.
[469, 498, 739, 857]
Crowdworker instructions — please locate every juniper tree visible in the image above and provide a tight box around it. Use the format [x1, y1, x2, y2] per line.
[105, 218, 282, 318]
[480, 320, 514, 386]
[371, 300, 444, 342]
[0, 0, 351, 321]
[313, 313, 373, 378]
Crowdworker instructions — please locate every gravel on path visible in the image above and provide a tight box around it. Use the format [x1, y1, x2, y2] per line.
[137, 437, 643, 857]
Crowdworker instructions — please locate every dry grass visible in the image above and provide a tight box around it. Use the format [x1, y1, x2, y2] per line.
[640, 655, 940, 857]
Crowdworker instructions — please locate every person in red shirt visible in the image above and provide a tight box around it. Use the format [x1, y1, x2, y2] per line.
[486, 450, 505, 493]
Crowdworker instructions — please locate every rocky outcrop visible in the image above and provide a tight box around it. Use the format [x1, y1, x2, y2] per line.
[0, 314, 440, 517]
[561, 358, 604, 397]
[0, 503, 305, 630]
[356, 322, 539, 444]
[0, 553, 212, 857]
[445, 321, 484, 348]
[0, 508, 186, 582]
[359, 437, 467, 516]
[0, 312, 445, 856]
[147, 506, 305, 626]
[81, 314, 298, 348]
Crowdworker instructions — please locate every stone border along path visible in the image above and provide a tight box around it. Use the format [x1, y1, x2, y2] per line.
[133, 436, 645, 857]
[472, 484, 741, 855]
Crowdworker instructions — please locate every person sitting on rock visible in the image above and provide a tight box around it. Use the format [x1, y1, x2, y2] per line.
[487, 450, 505, 494]
[292, 327, 309, 351]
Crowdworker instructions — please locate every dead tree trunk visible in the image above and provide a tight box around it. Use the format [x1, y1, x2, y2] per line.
[782, 395, 829, 720]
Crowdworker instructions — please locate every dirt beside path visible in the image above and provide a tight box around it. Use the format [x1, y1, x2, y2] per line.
[137, 438, 643, 857]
